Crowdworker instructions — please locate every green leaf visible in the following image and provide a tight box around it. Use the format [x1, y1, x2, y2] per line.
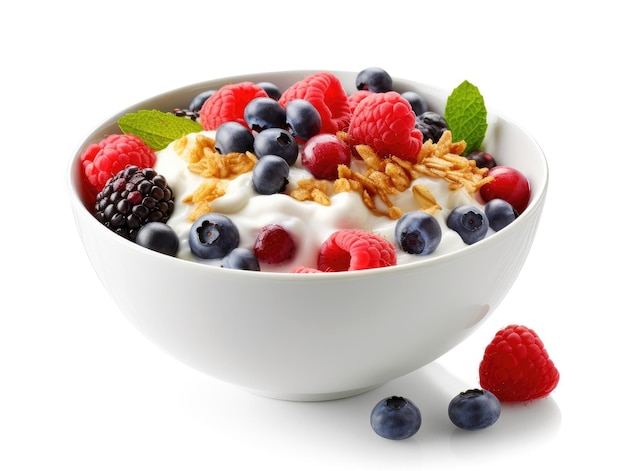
[444, 80, 488, 155]
[118, 110, 203, 151]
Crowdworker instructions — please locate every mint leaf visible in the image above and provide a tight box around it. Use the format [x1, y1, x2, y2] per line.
[444, 81, 488, 155]
[118, 110, 203, 151]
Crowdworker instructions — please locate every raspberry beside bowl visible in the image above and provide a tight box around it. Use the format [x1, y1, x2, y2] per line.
[67, 71, 548, 401]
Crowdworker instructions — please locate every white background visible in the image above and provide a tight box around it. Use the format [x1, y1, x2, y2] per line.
[1, 1, 622, 469]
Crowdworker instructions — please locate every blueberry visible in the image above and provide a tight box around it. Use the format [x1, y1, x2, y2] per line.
[448, 389, 501, 431]
[370, 396, 421, 440]
[189, 213, 239, 259]
[256, 81, 282, 100]
[189, 90, 216, 112]
[135, 222, 179, 257]
[401, 91, 428, 116]
[446, 205, 489, 245]
[356, 67, 392, 93]
[485, 198, 518, 231]
[285, 99, 322, 141]
[415, 111, 448, 143]
[253, 128, 299, 165]
[221, 248, 260, 271]
[244, 97, 286, 132]
[466, 151, 497, 169]
[215, 122, 255, 155]
[252, 155, 290, 195]
[395, 211, 442, 255]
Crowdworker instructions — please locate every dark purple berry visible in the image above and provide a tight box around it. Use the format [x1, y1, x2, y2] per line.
[256, 81, 282, 100]
[135, 222, 179, 256]
[401, 91, 428, 116]
[286, 99, 322, 141]
[215, 121, 255, 154]
[446, 205, 489, 245]
[415, 111, 448, 143]
[189, 213, 239, 260]
[356, 67, 392, 93]
[370, 396, 421, 440]
[485, 198, 518, 231]
[222, 248, 260, 271]
[252, 155, 290, 195]
[253, 128, 299, 165]
[466, 151, 497, 169]
[189, 90, 216, 112]
[448, 389, 501, 431]
[244, 97, 286, 132]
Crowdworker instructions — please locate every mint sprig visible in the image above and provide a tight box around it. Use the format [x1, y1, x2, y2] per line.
[444, 80, 488, 155]
[118, 110, 203, 151]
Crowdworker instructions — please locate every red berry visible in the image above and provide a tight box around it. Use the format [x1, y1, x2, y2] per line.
[253, 224, 296, 264]
[347, 90, 372, 113]
[199, 82, 269, 130]
[317, 229, 397, 272]
[278, 72, 351, 135]
[301, 133, 351, 180]
[348, 91, 423, 163]
[479, 325, 560, 402]
[480, 166, 531, 214]
[80, 133, 156, 204]
[291, 266, 322, 274]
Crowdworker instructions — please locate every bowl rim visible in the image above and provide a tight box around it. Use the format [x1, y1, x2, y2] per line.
[67, 69, 549, 281]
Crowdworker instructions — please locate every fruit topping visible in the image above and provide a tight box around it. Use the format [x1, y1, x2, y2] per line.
[278, 72, 351, 135]
[317, 229, 397, 272]
[188, 213, 240, 259]
[221, 247, 261, 271]
[253, 224, 296, 265]
[285, 99, 322, 141]
[199, 82, 269, 130]
[255, 81, 282, 101]
[135, 221, 179, 257]
[300, 133, 351, 180]
[80, 133, 156, 202]
[414, 111, 448, 143]
[244, 97, 287, 132]
[479, 325, 560, 402]
[370, 396, 421, 440]
[348, 91, 423, 163]
[252, 154, 290, 195]
[401, 90, 428, 116]
[356, 67, 393, 93]
[214, 121, 255, 155]
[466, 150, 497, 169]
[484, 198, 518, 231]
[480, 165, 531, 214]
[448, 389, 501, 431]
[189, 90, 216, 113]
[395, 211, 442, 255]
[253, 127, 299, 166]
[446, 205, 489, 245]
[94, 166, 174, 242]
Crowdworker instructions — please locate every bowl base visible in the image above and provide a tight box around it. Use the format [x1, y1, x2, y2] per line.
[245, 384, 382, 402]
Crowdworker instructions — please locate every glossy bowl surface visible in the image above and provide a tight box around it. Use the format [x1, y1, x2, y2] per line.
[68, 71, 548, 401]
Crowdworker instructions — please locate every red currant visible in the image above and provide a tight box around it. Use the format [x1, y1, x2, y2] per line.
[253, 224, 296, 264]
[480, 166, 531, 214]
[301, 133, 351, 180]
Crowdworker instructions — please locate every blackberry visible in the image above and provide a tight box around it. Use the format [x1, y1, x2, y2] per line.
[94, 166, 175, 242]
[415, 111, 448, 143]
[172, 108, 200, 121]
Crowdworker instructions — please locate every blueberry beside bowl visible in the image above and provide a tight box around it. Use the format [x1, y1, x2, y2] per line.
[67, 70, 548, 401]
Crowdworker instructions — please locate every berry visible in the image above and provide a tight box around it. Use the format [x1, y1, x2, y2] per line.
[356, 67, 393, 93]
[446, 205, 489, 245]
[370, 396, 421, 440]
[252, 155, 290, 195]
[80, 134, 156, 201]
[199, 82, 268, 130]
[466, 150, 497, 169]
[401, 91, 428, 116]
[448, 389, 501, 431]
[347, 90, 372, 113]
[348, 91, 423, 163]
[94, 166, 174, 242]
[256, 81, 282, 100]
[244, 97, 287, 132]
[394, 211, 442, 255]
[285, 99, 322, 141]
[135, 221, 179, 256]
[415, 111, 448, 143]
[189, 90, 216, 112]
[300, 133, 351, 180]
[480, 166, 531, 215]
[278, 72, 351, 134]
[214, 121, 255, 155]
[317, 229, 397, 272]
[189, 213, 239, 259]
[485, 198, 518, 232]
[253, 128, 299, 165]
[479, 324, 560, 402]
[253, 224, 296, 265]
[222, 248, 260, 271]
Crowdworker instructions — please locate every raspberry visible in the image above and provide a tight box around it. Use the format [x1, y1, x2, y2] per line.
[347, 90, 372, 113]
[479, 325, 560, 402]
[199, 82, 268, 131]
[317, 229, 397, 272]
[278, 72, 351, 135]
[348, 91, 423, 163]
[253, 224, 296, 264]
[80, 133, 156, 203]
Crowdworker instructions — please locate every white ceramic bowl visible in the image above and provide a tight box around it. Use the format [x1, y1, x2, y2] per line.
[67, 71, 548, 401]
